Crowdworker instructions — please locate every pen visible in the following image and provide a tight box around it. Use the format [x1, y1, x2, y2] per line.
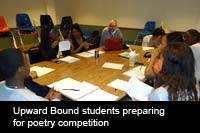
[62, 89, 80, 91]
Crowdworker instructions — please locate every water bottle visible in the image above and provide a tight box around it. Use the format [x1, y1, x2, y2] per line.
[129, 51, 136, 67]
[95, 49, 99, 64]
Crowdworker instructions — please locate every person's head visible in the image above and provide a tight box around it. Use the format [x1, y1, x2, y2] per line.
[0, 48, 30, 81]
[49, 28, 60, 42]
[155, 43, 197, 101]
[71, 23, 83, 38]
[152, 28, 165, 37]
[108, 19, 118, 32]
[183, 29, 200, 46]
[167, 32, 184, 44]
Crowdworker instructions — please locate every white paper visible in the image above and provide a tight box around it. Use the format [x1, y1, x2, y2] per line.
[49, 78, 99, 101]
[59, 41, 71, 51]
[87, 49, 105, 54]
[102, 62, 124, 70]
[123, 66, 146, 80]
[30, 66, 55, 77]
[107, 79, 128, 92]
[77, 50, 104, 58]
[78, 89, 119, 101]
[59, 56, 80, 63]
[118, 52, 130, 58]
[142, 47, 155, 51]
[126, 75, 153, 101]
[77, 52, 94, 58]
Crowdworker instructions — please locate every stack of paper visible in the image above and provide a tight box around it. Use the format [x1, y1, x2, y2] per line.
[107, 79, 128, 92]
[87, 49, 104, 55]
[59, 40, 71, 52]
[102, 62, 124, 70]
[59, 56, 80, 63]
[123, 66, 146, 80]
[126, 75, 153, 101]
[48, 78, 119, 101]
[142, 47, 154, 51]
[30, 66, 55, 77]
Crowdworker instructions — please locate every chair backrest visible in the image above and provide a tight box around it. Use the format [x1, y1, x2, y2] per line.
[40, 15, 54, 29]
[60, 16, 73, 31]
[0, 16, 10, 32]
[143, 21, 156, 32]
[16, 13, 34, 31]
[161, 21, 170, 34]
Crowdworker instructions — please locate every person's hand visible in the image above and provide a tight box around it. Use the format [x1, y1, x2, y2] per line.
[29, 71, 38, 79]
[81, 42, 93, 49]
[51, 40, 59, 48]
[45, 88, 62, 101]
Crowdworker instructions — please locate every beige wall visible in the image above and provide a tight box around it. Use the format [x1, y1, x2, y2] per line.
[0, 0, 199, 31]
[0, 0, 57, 28]
[55, 0, 200, 31]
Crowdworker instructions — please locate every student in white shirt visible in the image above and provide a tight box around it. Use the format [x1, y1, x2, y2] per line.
[142, 28, 165, 47]
[0, 48, 61, 101]
[149, 43, 198, 101]
[100, 19, 123, 46]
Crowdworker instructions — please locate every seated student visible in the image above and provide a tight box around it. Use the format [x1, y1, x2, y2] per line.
[145, 32, 184, 80]
[0, 48, 61, 101]
[183, 29, 200, 46]
[40, 27, 71, 61]
[142, 28, 165, 47]
[148, 43, 198, 101]
[100, 19, 123, 47]
[70, 23, 94, 54]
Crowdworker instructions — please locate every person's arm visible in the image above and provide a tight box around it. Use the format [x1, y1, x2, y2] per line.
[148, 36, 162, 47]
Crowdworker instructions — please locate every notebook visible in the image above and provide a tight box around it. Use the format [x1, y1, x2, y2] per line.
[103, 38, 123, 51]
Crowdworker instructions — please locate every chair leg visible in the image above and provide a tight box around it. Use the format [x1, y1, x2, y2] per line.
[134, 34, 139, 45]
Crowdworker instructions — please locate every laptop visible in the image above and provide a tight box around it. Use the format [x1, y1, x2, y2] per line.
[103, 38, 123, 51]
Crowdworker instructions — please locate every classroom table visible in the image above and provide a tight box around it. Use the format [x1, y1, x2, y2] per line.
[32, 45, 153, 100]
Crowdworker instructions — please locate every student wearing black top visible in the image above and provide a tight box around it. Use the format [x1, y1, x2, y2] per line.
[70, 23, 94, 54]
[39, 28, 60, 60]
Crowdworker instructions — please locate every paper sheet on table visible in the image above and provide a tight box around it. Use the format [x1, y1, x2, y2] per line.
[59, 56, 80, 63]
[48, 78, 98, 101]
[126, 75, 153, 101]
[142, 47, 154, 51]
[107, 79, 128, 92]
[78, 89, 119, 101]
[123, 66, 146, 80]
[30, 66, 55, 77]
[118, 52, 130, 59]
[77, 50, 105, 58]
[102, 62, 124, 70]
[87, 49, 105, 54]
[59, 40, 71, 51]
[77, 52, 94, 58]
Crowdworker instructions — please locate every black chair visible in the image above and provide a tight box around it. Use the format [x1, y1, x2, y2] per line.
[60, 16, 73, 31]
[40, 15, 54, 30]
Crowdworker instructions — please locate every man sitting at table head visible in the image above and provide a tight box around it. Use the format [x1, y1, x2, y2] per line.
[100, 19, 123, 46]
[0, 48, 61, 101]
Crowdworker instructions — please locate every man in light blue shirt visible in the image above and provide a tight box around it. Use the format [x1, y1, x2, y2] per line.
[100, 19, 123, 46]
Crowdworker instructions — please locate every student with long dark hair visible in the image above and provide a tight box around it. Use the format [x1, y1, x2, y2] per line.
[70, 23, 93, 54]
[149, 43, 198, 101]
